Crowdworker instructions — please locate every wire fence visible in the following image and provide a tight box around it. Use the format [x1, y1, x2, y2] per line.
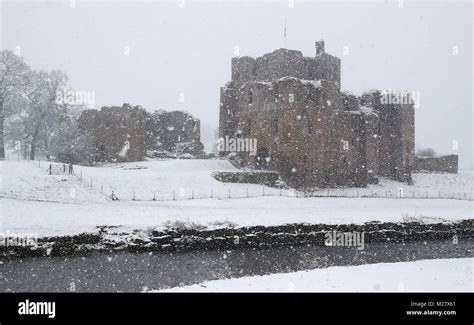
[99, 188, 474, 202]
[25, 159, 474, 202]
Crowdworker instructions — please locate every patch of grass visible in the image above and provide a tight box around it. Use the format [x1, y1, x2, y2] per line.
[208, 220, 238, 229]
[162, 220, 207, 231]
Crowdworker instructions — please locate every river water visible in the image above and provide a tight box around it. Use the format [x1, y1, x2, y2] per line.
[0, 239, 472, 292]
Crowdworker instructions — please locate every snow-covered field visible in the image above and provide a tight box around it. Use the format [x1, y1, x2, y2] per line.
[73, 160, 474, 201]
[2, 160, 473, 203]
[73, 159, 285, 201]
[159, 258, 474, 292]
[312, 171, 474, 200]
[1, 160, 473, 237]
[0, 160, 106, 204]
[3, 196, 472, 236]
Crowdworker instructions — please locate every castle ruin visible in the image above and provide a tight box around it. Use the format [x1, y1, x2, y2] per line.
[219, 40, 415, 187]
[78, 104, 204, 163]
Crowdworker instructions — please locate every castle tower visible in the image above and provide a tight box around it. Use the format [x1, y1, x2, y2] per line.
[218, 42, 414, 187]
[315, 40, 325, 56]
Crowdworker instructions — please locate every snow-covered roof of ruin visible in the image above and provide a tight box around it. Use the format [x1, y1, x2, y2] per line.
[360, 106, 378, 116]
[251, 76, 323, 89]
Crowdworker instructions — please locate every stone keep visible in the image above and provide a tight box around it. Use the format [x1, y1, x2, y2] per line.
[219, 41, 415, 187]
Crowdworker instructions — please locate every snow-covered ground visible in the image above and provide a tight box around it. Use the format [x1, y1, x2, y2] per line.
[158, 258, 474, 292]
[2, 160, 473, 202]
[312, 171, 474, 200]
[0, 161, 106, 204]
[73, 161, 474, 201]
[2, 196, 472, 237]
[1, 160, 473, 237]
[72, 159, 285, 201]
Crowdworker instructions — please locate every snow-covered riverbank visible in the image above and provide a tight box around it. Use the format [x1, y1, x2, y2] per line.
[158, 258, 474, 292]
[2, 197, 472, 237]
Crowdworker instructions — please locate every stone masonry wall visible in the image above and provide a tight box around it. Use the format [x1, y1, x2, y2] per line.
[414, 155, 458, 173]
[145, 110, 204, 157]
[79, 105, 204, 162]
[219, 41, 415, 188]
[78, 104, 147, 162]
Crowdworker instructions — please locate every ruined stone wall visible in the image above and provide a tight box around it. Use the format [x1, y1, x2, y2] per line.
[400, 102, 415, 182]
[79, 105, 204, 162]
[231, 57, 256, 83]
[341, 91, 360, 112]
[334, 112, 373, 187]
[219, 83, 238, 140]
[145, 110, 204, 157]
[414, 155, 458, 173]
[339, 92, 380, 182]
[221, 76, 358, 187]
[253, 49, 310, 81]
[363, 111, 380, 179]
[231, 48, 340, 87]
[78, 104, 147, 162]
[376, 103, 403, 179]
[221, 44, 373, 187]
[360, 91, 414, 183]
[311, 52, 341, 88]
[220, 42, 414, 188]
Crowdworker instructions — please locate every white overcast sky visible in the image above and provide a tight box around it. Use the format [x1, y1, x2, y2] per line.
[1, 0, 472, 168]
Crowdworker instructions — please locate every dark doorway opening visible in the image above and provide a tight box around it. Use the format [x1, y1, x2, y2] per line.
[256, 147, 270, 168]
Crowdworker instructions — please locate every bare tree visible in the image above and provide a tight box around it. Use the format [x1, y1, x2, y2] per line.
[416, 148, 437, 157]
[21, 70, 68, 160]
[49, 114, 96, 164]
[3, 93, 30, 158]
[0, 50, 31, 159]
